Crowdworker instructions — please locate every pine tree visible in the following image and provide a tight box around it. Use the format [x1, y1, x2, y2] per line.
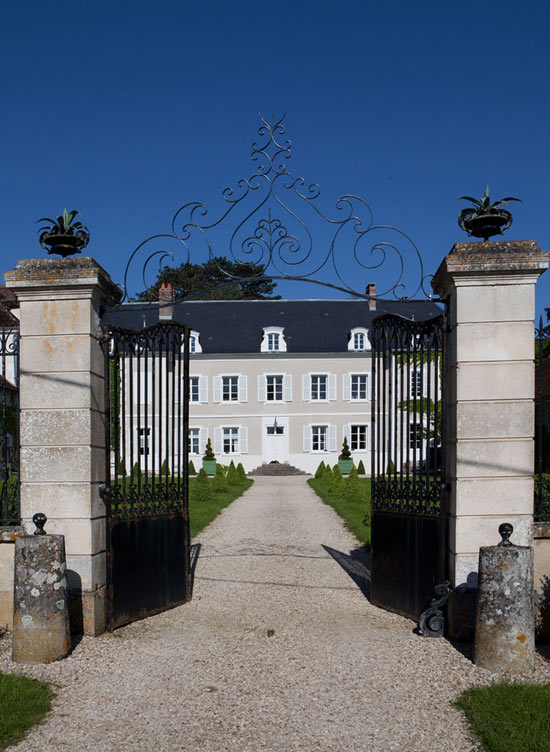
[188, 459, 196, 475]
[357, 460, 366, 475]
[314, 461, 325, 479]
[212, 465, 228, 493]
[321, 465, 333, 487]
[227, 461, 240, 486]
[343, 466, 363, 503]
[331, 465, 344, 493]
[193, 468, 213, 502]
[237, 463, 247, 482]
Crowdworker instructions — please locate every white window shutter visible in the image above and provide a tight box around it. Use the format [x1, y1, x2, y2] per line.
[302, 374, 311, 401]
[303, 425, 311, 451]
[213, 376, 221, 403]
[214, 427, 223, 455]
[343, 424, 350, 444]
[328, 425, 337, 451]
[240, 426, 248, 453]
[328, 373, 337, 401]
[199, 376, 208, 403]
[283, 374, 292, 401]
[199, 428, 208, 454]
[258, 375, 266, 402]
[343, 373, 351, 401]
[239, 374, 248, 402]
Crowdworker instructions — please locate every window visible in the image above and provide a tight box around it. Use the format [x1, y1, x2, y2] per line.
[188, 428, 200, 454]
[222, 376, 239, 402]
[350, 425, 368, 451]
[311, 375, 327, 400]
[261, 326, 287, 353]
[266, 375, 283, 401]
[188, 331, 202, 354]
[311, 425, 327, 451]
[351, 374, 368, 400]
[267, 424, 284, 435]
[348, 327, 370, 351]
[411, 371, 423, 398]
[409, 422, 423, 450]
[190, 377, 199, 403]
[138, 427, 150, 455]
[223, 427, 239, 454]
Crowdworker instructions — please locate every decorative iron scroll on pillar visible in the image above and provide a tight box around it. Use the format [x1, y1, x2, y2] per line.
[418, 583, 450, 638]
[115, 114, 439, 307]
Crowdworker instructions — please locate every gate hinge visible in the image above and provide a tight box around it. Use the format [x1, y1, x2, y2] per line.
[418, 582, 450, 638]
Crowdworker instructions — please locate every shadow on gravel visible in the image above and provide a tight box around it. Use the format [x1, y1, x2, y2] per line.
[190, 543, 202, 595]
[322, 545, 371, 600]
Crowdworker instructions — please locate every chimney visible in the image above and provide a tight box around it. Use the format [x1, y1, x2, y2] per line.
[366, 283, 376, 311]
[159, 283, 174, 320]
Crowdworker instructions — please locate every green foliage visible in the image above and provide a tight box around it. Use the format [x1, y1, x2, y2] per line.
[189, 478, 253, 539]
[343, 467, 363, 503]
[203, 438, 215, 460]
[136, 257, 280, 302]
[458, 186, 522, 216]
[357, 460, 366, 475]
[192, 468, 213, 502]
[455, 682, 550, 752]
[339, 437, 352, 461]
[387, 460, 396, 474]
[314, 461, 326, 479]
[321, 465, 333, 485]
[236, 463, 247, 481]
[308, 477, 371, 547]
[131, 462, 141, 479]
[37, 208, 89, 236]
[226, 461, 240, 487]
[330, 465, 343, 492]
[160, 459, 169, 477]
[188, 460, 196, 475]
[0, 673, 52, 750]
[212, 465, 228, 493]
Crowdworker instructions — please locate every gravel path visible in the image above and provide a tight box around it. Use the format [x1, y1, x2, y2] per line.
[3, 476, 550, 751]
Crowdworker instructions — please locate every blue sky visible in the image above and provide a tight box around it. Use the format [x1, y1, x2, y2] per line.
[2, 0, 549, 316]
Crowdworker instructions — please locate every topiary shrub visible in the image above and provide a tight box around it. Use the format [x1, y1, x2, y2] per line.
[227, 461, 240, 486]
[315, 461, 325, 479]
[321, 465, 333, 486]
[330, 465, 344, 492]
[193, 468, 213, 502]
[188, 459, 196, 475]
[160, 459, 169, 477]
[343, 466, 363, 503]
[357, 460, 366, 475]
[339, 437, 352, 461]
[203, 438, 215, 461]
[237, 463, 247, 481]
[212, 464, 228, 493]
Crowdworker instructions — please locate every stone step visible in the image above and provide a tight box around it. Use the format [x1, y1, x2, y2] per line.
[248, 462, 307, 476]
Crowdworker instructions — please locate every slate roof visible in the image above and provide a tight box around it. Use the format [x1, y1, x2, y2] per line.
[0, 286, 18, 327]
[106, 298, 443, 355]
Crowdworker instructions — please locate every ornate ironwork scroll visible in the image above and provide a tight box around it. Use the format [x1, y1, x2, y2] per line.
[120, 114, 435, 304]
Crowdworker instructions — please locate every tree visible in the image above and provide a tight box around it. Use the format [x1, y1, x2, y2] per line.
[136, 257, 280, 301]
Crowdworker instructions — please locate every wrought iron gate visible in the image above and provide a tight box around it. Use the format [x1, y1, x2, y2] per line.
[101, 321, 191, 630]
[370, 313, 447, 629]
[0, 326, 19, 524]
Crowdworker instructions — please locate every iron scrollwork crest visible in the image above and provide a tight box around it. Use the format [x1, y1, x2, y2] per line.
[121, 114, 435, 303]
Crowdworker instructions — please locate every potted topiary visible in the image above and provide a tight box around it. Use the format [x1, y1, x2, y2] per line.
[458, 187, 521, 241]
[338, 437, 353, 474]
[37, 209, 90, 257]
[202, 438, 217, 476]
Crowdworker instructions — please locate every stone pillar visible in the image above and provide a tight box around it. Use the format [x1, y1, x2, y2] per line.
[432, 241, 549, 638]
[4, 258, 121, 636]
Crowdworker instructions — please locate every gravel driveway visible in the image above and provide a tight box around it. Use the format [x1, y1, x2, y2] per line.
[3, 476, 550, 751]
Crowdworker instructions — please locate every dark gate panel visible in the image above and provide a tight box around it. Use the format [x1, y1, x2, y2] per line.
[370, 313, 447, 624]
[102, 322, 191, 630]
[0, 326, 19, 524]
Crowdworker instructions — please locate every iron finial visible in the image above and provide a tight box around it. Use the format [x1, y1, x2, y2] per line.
[498, 522, 514, 546]
[33, 512, 47, 535]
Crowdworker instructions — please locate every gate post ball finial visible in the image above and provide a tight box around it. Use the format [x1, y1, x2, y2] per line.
[498, 522, 514, 546]
[32, 513, 47, 535]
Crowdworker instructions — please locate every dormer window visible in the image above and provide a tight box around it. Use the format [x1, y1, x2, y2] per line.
[348, 327, 370, 352]
[189, 331, 202, 354]
[261, 326, 287, 353]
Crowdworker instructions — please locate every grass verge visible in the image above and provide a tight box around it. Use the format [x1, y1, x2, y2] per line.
[308, 478, 371, 547]
[0, 674, 52, 750]
[189, 478, 253, 539]
[455, 682, 550, 752]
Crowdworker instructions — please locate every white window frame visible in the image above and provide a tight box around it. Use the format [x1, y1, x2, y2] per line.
[213, 374, 248, 404]
[138, 427, 150, 456]
[409, 421, 423, 450]
[303, 424, 337, 452]
[260, 326, 287, 353]
[410, 370, 424, 398]
[214, 425, 249, 455]
[189, 375, 208, 403]
[344, 423, 369, 451]
[303, 373, 337, 402]
[189, 330, 202, 354]
[343, 372, 370, 401]
[188, 427, 200, 455]
[348, 327, 371, 352]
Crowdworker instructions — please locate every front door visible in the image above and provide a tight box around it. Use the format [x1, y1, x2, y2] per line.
[263, 417, 289, 462]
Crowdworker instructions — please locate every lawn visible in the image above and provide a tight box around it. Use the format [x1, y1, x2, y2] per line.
[0, 674, 52, 750]
[189, 476, 253, 539]
[308, 476, 371, 546]
[455, 682, 550, 752]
